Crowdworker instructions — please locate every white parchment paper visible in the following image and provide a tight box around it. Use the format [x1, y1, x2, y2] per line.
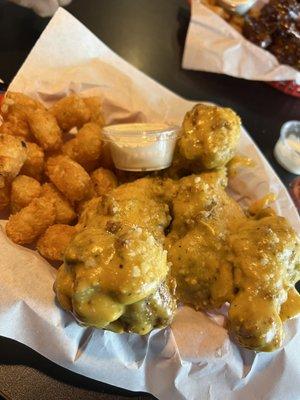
[183, 0, 300, 83]
[1, 8, 300, 400]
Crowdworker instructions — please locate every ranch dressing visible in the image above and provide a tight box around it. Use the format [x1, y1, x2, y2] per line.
[102, 123, 179, 171]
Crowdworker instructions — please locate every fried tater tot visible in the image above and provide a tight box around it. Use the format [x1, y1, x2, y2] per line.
[83, 97, 105, 127]
[45, 155, 93, 202]
[20, 142, 44, 181]
[0, 184, 10, 212]
[27, 109, 62, 152]
[0, 122, 14, 136]
[11, 175, 42, 213]
[1, 92, 45, 115]
[37, 224, 78, 261]
[91, 168, 118, 196]
[5, 196, 56, 245]
[50, 95, 91, 131]
[42, 183, 77, 224]
[0, 116, 31, 140]
[62, 122, 103, 171]
[0, 134, 27, 182]
[0, 92, 45, 141]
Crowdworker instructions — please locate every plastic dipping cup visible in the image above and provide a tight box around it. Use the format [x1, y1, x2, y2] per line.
[274, 121, 300, 175]
[102, 123, 179, 172]
[217, 0, 257, 14]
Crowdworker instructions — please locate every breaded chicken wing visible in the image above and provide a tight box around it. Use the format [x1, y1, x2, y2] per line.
[168, 172, 300, 351]
[55, 224, 173, 332]
[179, 104, 241, 170]
[168, 173, 245, 309]
[228, 215, 300, 351]
[54, 177, 176, 333]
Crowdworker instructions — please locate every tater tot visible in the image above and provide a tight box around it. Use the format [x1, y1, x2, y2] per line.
[11, 175, 42, 213]
[0, 184, 10, 212]
[20, 142, 44, 181]
[50, 95, 91, 131]
[91, 168, 118, 196]
[0, 134, 27, 182]
[37, 224, 78, 261]
[1, 92, 45, 115]
[83, 97, 105, 127]
[42, 183, 76, 224]
[27, 109, 62, 152]
[45, 155, 93, 202]
[62, 122, 103, 171]
[0, 92, 45, 141]
[0, 116, 31, 140]
[5, 196, 56, 244]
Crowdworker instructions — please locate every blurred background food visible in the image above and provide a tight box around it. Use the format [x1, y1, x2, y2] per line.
[243, 0, 300, 71]
[201, 0, 245, 31]
[202, 0, 300, 71]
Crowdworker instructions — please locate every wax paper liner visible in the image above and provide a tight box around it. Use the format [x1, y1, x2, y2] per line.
[0, 8, 300, 400]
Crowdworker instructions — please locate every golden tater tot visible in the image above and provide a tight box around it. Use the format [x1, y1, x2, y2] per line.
[1, 92, 45, 114]
[0, 134, 27, 182]
[5, 196, 56, 245]
[0, 184, 10, 212]
[91, 168, 118, 196]
[27, 109, 62, 152]
[45, 155, 93, 202]
[50, 95, 91, 131]
[0, 116, 31, 140]
[37, 224, 78, 261]
[0, 92, 45, 141]
[42, 183, 76, 224]
[20, 142, 44, 181]
[83, 97, 105, 126]
[62, 122, 103, 171]
[10, 175, 42, 213]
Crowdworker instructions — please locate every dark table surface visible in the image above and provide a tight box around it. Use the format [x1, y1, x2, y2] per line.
[0, 0, 300, 399]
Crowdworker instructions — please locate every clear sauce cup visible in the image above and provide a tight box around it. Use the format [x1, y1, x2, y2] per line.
[102, 123, 179, 171]
[274, 121, 300, 175]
